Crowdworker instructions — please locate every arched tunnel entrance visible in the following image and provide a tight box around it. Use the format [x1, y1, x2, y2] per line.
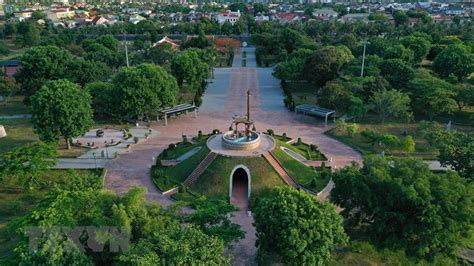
[229, 165, 251, 210]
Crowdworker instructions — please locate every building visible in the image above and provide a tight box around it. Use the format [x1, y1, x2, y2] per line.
[47, 8, 75, 22]
[214, 10, 241, 25]
[339, 13, 370, 23]
[312, 8, 338, 19]
[152, 36, 180, 49]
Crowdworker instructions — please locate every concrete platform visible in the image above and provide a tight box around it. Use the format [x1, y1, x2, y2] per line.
[207, 133, 275, 157]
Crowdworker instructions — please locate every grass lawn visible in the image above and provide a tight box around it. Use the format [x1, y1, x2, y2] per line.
[152, 146, 210, 191]
[271, 144, 329, 192]
[326, 120, 441, 160]
[273, 135, 326, 160]
[158, 141, 196, 160]
[0, 118, 38, 155]
[286, 82, 318, 106]
[329, 240, 455, 265]
[191, 155, 285, 198]
[0, 96, 30, 116]
[0, 169, 104, 260]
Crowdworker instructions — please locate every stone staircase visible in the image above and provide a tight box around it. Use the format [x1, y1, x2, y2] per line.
[183, 152, 217, 186]
[263, 152, 298, 188]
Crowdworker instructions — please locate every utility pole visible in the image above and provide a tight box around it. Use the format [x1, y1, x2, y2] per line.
[361, 40, 369, 77]
[123, 32, 129, 67]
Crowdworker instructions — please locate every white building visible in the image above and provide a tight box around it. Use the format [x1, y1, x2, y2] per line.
[47, 8, 75, 22]
[214, 10, 241, 25]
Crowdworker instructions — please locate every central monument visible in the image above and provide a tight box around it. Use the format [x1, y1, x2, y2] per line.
[222, 90, 261, 150]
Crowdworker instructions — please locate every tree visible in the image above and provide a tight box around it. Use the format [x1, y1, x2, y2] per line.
[331, 156, 473, 260]
[401, 135, 416, 153]
[253, 3, 269, 14]
[15, 21, 40, 47]
[171, 49, 210, 91]
[30, 79, 93, 149]
[383, 44, 415, 64]
[112, 64, 178, 119]
[380, 59, 415, 89]
[319, 80, 352, 112]
[304, 46, 353, 86]
[454, 83, 474, 111]
[272, 58, 305, 81]
[96, 34, 119, 51]
[426, 129, 473, 180]
[67, 58, 112, 87]
[84, 42, 117, 67]
[393, 10, 408, 26]
[31, 11, 46, 20]
[343, 55, 383, 77]
[370, 89, 410, 123]
[0, 41, 10, 56]
[15, 45, 72, 96]
[401, 35, 431, 63]
[0, 143, 57, 189]
[408, 76, 457, 119]
[9, 186, 235, 265]
[85, 81, 114, 117]
[433, 44, 474, 81]
[0, 77, 19, 98]
[253, 186, 348, 265]
[347, 96, 368, 121]
[148, 43, 177, 68]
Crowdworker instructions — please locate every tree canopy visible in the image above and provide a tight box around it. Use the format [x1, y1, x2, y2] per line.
[30, 79, 93, 149]
[331, 156, 473, 260]
[253, 186, 348, 265]
[112, 64, 178, 119]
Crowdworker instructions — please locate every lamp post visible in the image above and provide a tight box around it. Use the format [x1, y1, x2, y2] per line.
[360, 40, 370, 77]
[92, 152, 97, 171]
[104, 141, 109, 159]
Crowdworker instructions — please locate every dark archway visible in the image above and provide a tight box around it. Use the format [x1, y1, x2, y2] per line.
[230, 167, 249, 209]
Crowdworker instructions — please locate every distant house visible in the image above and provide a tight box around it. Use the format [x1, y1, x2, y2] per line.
[14, 10, 33, 20]
[312, 8, 338, 19]
[445, 6, 465, 16]
[129, 14, 145, 24]
[214, 10, 241, 25]
[272, 13, 301, 23]
[255, 15, 269, 24]
[92, 15, 107, 25]
[152, 36, 180, 49]
[47, 8, 75, 22]
[340, 13, 370, 23]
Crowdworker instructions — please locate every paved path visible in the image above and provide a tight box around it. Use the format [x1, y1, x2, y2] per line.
[104, 47, 363, 264]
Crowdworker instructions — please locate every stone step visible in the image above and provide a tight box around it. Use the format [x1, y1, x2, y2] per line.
[184, 152, 217, 186]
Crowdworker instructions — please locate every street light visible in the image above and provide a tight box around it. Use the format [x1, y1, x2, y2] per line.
[92, 152, 97, 171]
[360, 40, 370, 77]
[104, 141, 109, 159]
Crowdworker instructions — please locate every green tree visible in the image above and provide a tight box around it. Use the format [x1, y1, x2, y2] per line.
[383, 44, 415, 64]
[401, 135, 416, 153]
[85, 81, 114, 117]
[112, 64, 178, 119]
[401, 35, 431, 63]
[331, 156, 473, 259]
[67, 58, 112, 87]
[426, 129, 473, 180]
[30, 79, 93, 149]
[96, 34, 119, 51]
[0, 76, 19, 98]
[171, 49, 210, 91]
[15, 21, 40, 47]
[16, 45, 72, 96]
[380, 59, 415, 89]
[370, 89, 411, 123]
[433, 44, 474, 81]
[253, 186, 347, 265]
[347, 95, 368, 121]
[0, 143, 57, 189]
[304, 46, 353, 86]
[148, 43, 177, 67]
[454, 83, 474, 111]
[0, 41, 10, 56]
[393, 10, 408, 26]
[319, 80, 352, 112]
[84, 42, 117, 67]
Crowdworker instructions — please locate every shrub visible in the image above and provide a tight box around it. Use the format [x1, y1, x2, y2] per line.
[198, 130, 203, 139]
[282, 132, 287, 140]
[182, 135, 188, 143]
[267, 129, 274, 135]
[212, 129, 220, 134]
[169, 143, 176, 149]
[297, 137, 302, 145]
[346, 123, 359, 137]
[133, 136, 139, 144]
